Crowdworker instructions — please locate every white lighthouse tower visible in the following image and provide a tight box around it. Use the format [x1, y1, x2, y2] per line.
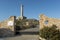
[20, 4, 26, 20]
[20, 4, 23, 18]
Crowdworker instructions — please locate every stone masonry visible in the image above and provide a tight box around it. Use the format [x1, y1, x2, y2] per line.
[0, 16, 16, 37]
[39, 14, 60, 30]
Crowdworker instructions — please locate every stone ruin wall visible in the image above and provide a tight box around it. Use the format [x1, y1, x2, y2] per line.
[0, 16, 16, 37]
[39, 14, 60, 30]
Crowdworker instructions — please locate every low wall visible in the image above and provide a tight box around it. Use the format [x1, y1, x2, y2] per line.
[0, 16, 16, 37]
[39, 14, 60, 30]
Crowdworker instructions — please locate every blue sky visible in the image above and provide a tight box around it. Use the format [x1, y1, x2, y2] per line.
[0, 0, 60, 21]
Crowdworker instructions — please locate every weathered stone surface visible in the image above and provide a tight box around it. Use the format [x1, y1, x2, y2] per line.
[0, 16, 16, 37]
[39, 14, 60, 30]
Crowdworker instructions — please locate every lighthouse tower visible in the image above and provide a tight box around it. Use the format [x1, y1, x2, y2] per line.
[20, 4, 23, 19]
[20, 4, 26, 20]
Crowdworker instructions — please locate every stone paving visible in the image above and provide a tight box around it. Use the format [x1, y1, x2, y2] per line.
[3, 35, 38, 40]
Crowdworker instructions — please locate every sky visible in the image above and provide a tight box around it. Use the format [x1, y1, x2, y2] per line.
[0, 0, 60, 21]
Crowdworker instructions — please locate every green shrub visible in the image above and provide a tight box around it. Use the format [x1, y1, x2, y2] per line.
[39, 25, 60, 40]
[16, 19, 39, 29]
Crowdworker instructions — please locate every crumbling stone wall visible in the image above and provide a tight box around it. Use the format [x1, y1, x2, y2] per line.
[39, 14, 60, 30]
[0, 16, 16, 37]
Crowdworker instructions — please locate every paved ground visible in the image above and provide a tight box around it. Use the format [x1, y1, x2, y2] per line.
[3, 35, 38, 40]
[0, 26, 39, 40]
